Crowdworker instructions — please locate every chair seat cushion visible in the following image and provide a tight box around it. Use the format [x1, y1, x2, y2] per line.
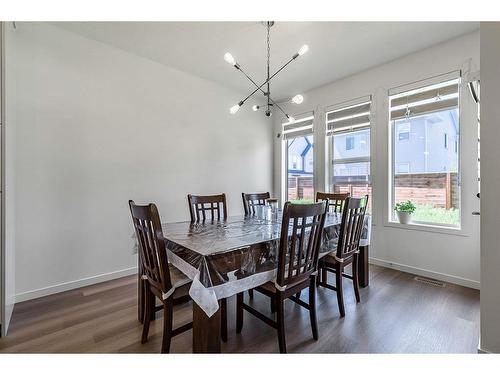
[169, 264, 191, 299]
[319, 253, 354, 268]
[169, 263, 191, 288]
[257, 277, 309, 294]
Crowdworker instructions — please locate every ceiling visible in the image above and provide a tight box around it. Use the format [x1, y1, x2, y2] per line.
[53, 22, 479, 100]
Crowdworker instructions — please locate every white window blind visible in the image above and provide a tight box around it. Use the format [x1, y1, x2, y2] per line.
[389, 72, 460, 121]
[282, 113, 314, 140]
[326, 96, 372, 136]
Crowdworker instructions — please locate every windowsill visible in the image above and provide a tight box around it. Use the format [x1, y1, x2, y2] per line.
[384, 220, 468, 237]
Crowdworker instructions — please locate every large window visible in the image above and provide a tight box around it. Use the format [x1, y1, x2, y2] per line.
[283, 114, 314, 203]
[326, 96, 372, 211]
[389, 74, 460, 227]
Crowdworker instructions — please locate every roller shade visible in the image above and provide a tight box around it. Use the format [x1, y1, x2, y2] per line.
[390, 77, 459, 121]
[282, 115, 314, 140]
[326, 96, 371, 136]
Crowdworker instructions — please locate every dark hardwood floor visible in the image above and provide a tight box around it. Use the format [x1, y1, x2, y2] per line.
[0, 265, 479, 353]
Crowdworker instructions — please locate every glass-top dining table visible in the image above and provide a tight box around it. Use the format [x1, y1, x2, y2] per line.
[137, 208, 371, 353]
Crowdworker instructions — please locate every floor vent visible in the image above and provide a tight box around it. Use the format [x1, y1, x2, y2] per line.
[414, 276, 446, 288]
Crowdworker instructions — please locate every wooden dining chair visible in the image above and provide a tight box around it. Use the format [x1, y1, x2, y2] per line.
[188, 193, 227, 222]
[129, 200, 192, 353]
[241, 192, 271, 299]
[242, 192, 270, 215]
[236, 200, 328, 353]
[317, 195, 368, 317]
[186, 193, 229, 342]
[316, 191, 350, 213]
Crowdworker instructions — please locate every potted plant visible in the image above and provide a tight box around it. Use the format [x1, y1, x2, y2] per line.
[394, 200, 416, 224]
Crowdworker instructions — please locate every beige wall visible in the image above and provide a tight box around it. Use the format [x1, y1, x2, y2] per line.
[5, 22, 273, 302]
[480, 22, 500, 353]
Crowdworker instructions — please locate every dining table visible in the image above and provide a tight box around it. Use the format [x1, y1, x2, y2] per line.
[137, 207, 372, 353]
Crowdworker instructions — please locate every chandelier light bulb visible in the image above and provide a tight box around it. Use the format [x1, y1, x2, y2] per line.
[230, 104, 241, 114]
[224, 52, 236, 66]
[224, 23, 309, 120]
[298, 45, 309, 56]
[291, 94, 304, 104]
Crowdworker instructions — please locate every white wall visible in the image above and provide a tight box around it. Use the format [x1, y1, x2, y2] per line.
[1, 22, 16, 335]
[6, 22, 273, 302]
[480, 22, 500, 354]
[274, 31, 480, 288]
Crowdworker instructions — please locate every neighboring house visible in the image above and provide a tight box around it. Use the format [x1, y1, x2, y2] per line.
[287, 135, 314, 175]
[332, 107, 458, 177]
[393, 108, 459, 174]
[288, 107, 458, 178]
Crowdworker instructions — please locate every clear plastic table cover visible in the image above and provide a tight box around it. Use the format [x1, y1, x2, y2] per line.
[162, 209, 372, 317]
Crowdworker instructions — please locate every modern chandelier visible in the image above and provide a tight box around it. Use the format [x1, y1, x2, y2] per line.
[225, 21, 308, 123]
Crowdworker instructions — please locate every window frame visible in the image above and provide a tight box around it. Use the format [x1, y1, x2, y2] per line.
[282, 113, 315, 204]
[388, 73, 462, 229]
[326, 95, 373, 213]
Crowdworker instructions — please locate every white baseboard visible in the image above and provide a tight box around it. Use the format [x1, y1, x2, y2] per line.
[14, 267, 138, 303]
[369, 257, 480, 290]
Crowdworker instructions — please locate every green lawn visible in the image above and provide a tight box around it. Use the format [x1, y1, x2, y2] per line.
[289, 199, 314, 204]
[411, 204, 460, 226]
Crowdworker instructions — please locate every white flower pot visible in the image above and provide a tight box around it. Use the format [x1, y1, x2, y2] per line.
[396, 211, 412, 224]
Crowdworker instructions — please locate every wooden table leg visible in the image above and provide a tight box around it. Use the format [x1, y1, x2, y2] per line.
[358, 245, 369, 288]
[193, 300, 221, 353]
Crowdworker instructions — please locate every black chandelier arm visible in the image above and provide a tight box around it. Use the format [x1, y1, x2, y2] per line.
[234, 54, 300, 106]
[235, 64, 291, 119]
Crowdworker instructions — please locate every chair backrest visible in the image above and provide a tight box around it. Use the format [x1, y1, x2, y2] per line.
[316, 191, 350, 213]
[242, 192, 270, 215]
[276, 201, 328, 290]
[335, 195, 368, 261]
[129, 200, 172, 295]
[187, 193, 228, 222]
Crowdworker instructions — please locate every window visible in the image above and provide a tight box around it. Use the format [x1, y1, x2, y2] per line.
[326, 96, 372, 212]
[389, 73, 460, 227]
[398, 123, 411, 141]
[346, 136, 355, 150]
[283, 114, 314, 203]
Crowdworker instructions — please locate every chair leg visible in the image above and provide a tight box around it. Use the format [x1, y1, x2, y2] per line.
[221, 298, 228, 342]
[141, 286, 152, 344]
[352, 254, 361, 303]
[248, 289, 254, 299]
[335, 265, 345, 317]
[145, 279, 156, 322]
[161, 302, 173, 353]
[276, 297, 287, 354]
[316, 269, 321, 287]
[236, 292, 244, 333]
[295, 291, 301, 299]
[322, 268, 328, 286]
[309, 277, 319, 340]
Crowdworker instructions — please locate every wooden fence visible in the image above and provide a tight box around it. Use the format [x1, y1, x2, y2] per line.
[394, 172, 458, 209]
[288, 175, 314, 200]
[288, 172, 458, 209]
